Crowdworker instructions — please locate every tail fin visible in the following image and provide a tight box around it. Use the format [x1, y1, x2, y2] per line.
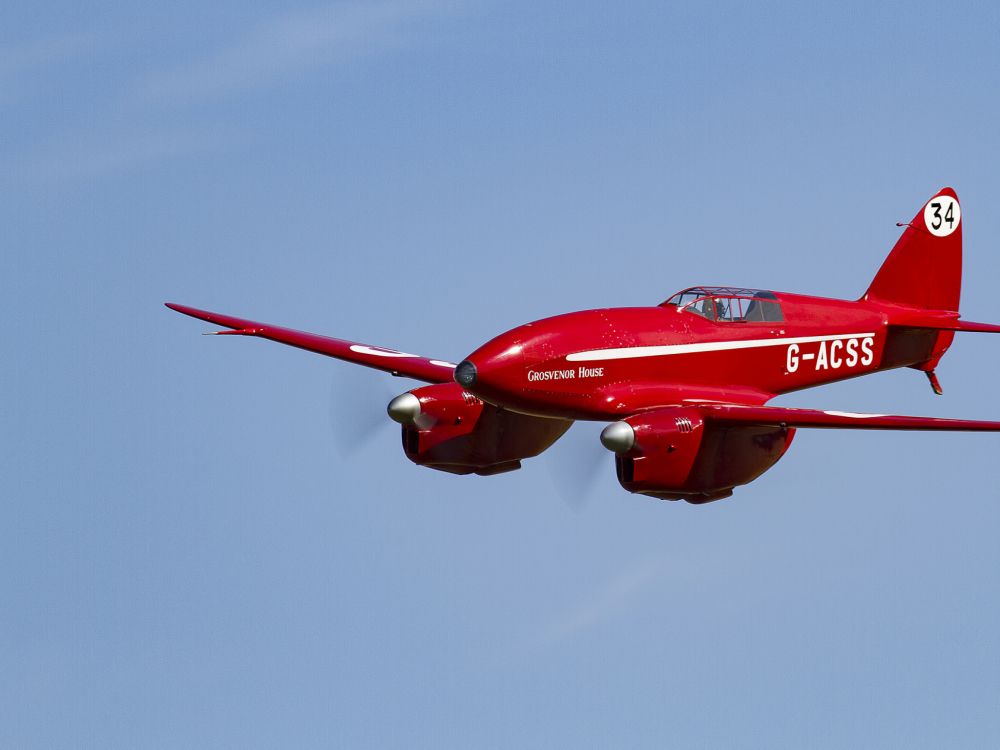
[863, 187, 962, 312]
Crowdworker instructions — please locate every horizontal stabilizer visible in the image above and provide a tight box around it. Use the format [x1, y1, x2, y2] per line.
[884, 306, 1000, 333]
[908, 319, 1000, 334]
[165, 302, 456, 384]
[701, 403, 1000, 432]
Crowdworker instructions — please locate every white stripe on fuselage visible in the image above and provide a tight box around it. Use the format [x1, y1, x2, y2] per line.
[565, 332, 877, 362]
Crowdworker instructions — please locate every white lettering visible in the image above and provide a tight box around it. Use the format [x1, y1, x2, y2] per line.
[785, 335, 874, 374]
[528, 366, 606, 382]
[527, 369, 576, 382]
[845, 338, 859, 367]
[860, 337, 875, 366]
[829, 339, 843, 368]
[816, 341, 829, 370]
[786, 343, 800, 373]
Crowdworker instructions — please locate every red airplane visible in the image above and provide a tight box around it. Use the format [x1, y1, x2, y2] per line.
[168, 187, 1000, 503]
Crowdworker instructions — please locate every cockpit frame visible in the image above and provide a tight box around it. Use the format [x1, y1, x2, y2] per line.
[662, 287, 784, 323]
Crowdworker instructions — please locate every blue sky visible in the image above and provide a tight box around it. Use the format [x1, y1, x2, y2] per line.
[3, 1, 1000, 747]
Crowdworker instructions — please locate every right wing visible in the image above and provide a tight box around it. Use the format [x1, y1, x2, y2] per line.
[166, 303, 456, 384]
[700, 403, 1000, 431]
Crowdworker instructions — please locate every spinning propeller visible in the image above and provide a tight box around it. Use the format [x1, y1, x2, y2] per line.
[327, 365, 397, 457]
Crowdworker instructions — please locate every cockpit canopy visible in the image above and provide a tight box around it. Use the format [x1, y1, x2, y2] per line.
[661, 286, 784, 323]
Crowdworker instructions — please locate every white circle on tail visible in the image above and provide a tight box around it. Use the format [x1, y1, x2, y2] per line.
[923, 195, 961, 237]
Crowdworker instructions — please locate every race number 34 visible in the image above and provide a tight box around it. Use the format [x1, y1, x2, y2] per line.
[924, 195, 961, 237]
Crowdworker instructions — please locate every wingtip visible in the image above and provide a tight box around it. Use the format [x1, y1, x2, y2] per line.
[163, 302, 260, 333]
[165, 302, 208, 319]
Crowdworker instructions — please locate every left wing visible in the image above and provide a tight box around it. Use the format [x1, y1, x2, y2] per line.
[166, 303, 456, 383]
[700, 403, 1000, 431]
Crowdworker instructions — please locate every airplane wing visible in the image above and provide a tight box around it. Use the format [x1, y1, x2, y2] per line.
[700, 403, 1000, 431]
[166, 303, 456, 384]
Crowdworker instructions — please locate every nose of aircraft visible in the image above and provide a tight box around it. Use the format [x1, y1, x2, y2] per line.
[454, 359, 477, 388]
[453, 333, 524, 404]
[386, 392, 421, 425]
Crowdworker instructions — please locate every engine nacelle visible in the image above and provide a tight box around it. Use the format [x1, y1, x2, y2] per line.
[603, 407, 795, 503]
[389, 382, 570, 476]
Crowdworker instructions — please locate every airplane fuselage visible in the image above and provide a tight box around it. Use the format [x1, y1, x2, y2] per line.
[458, 292, 944, 420]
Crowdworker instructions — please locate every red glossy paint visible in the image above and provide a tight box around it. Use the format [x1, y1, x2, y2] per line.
[610, 407, 795, 503]
[400, 382, 570, 475]
[168, 187, 1000, 504]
